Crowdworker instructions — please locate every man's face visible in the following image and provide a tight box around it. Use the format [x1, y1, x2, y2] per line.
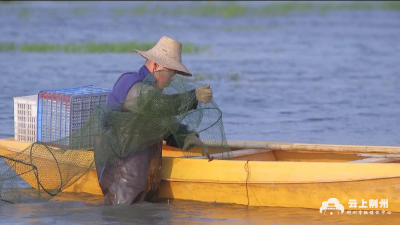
[154, 65, 176, 89]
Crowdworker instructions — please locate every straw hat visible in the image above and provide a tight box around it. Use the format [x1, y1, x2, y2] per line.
[135, 36, 192, 76]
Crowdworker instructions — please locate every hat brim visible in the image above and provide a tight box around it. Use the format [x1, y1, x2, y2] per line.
[135, 50, 192, 77]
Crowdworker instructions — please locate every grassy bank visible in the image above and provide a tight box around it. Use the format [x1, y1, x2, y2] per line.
[222, 25, 274, 32]
[0, 41, 208, 54]
[192, 71, 242, 81]
[0, 43, 16, 51]
[111, 1, 400, 18]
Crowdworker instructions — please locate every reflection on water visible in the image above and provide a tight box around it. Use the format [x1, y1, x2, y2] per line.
[0, 192, 398, 224]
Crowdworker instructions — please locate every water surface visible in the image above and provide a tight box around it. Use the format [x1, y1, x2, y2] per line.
[0, 1, 399, 224]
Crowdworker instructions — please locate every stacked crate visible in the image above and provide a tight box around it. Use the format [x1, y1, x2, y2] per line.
[37, 85, 111, 148]
[14, 95, 38, 142]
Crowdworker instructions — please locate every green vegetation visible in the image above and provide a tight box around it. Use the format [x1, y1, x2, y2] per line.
[110, 1, 400, 18]
[72, 8, 87, 16]
[0, 41, 207, 54]
[222, 25, 274, 32]
[226, 71, 240, 81]
[232, 82, 242, 88]
[9, 1, 400, 23]
[192, 73, 207, 81]
[191, 71, 242, 82]
[192, 73, 220, 81]
[379, 1, 400, 10]
[7, 1, 400, 20]
[0, 43, 16, 51]
[189, 2, 249, 17]
[18, 8, 29, 18]
[112, 2, 149, 17]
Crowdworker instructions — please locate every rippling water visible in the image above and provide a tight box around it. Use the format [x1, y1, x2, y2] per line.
[0, 192, 398, 225]
[1, 1, 400, 224]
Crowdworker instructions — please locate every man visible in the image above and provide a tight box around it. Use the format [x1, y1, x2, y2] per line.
[96, 36, 213, 205]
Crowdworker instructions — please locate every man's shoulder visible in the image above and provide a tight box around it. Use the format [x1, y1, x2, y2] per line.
[122, 71, 139, 75]
[119, 71, 139, 78]
[114, 71, 140, 84]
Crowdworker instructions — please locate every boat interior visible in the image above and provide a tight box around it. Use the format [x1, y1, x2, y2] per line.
[162, 144, 400, 163]
[1, 137, 399, 164]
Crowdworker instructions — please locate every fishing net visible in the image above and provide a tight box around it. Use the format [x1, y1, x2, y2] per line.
[0, 70, 231, 203]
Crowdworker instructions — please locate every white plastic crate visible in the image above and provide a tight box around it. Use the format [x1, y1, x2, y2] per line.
[14, 95, 37, 143]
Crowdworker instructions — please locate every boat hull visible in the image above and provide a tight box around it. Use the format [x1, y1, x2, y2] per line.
[1, 138, 399, 212]
[160, 157, 400, 212]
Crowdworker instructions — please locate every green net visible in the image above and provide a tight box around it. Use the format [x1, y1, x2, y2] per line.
[0, 70, 231, 203]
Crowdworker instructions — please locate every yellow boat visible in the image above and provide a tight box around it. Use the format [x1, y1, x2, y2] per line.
[1, 137, 400, 213]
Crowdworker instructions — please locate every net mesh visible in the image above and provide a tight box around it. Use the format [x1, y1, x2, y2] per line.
[0, 71, 231, 203]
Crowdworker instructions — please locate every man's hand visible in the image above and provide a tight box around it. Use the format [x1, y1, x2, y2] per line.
[182, 134, 204, 151]
[195, 85, 213, 104]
